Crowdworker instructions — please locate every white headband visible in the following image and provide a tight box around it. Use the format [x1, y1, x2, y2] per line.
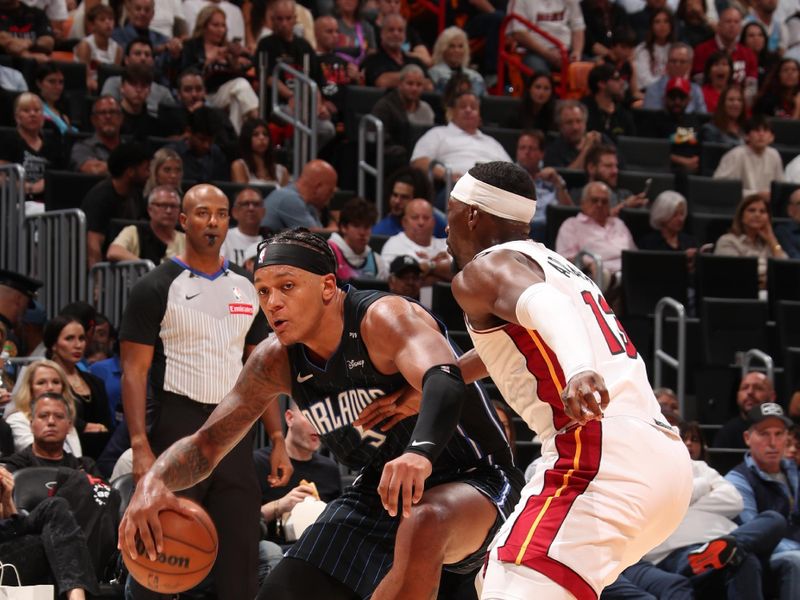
[450, 173, 536, 223]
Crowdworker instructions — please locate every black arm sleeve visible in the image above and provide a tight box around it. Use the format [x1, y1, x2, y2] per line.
[404, 364, 466, 463]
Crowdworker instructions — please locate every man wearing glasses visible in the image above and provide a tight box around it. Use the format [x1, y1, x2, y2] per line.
[643, 43, 707, 113]
[70, 96, 124, 175]
[221, 187, 266, 266]
[107, 185, 185, 264]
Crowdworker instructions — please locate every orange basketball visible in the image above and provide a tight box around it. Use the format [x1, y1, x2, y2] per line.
[124, 498, 218, 594]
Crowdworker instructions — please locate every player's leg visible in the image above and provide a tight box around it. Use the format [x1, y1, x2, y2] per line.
[371, 482, 498, 600]
[257, 557, 360, 600]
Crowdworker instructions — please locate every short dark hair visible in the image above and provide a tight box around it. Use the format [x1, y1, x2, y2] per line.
[34, 62, 63, 84]
[585, 144, 618, 169]
[43, 315, 82, 360]
[87, 3, 114, 22]
[107, 142, 150, 178]
[188, 106, 218, 136]
[58, 301, 97, 334]
[611, 27, 636, 47]
[744, 114, 772, 134]
[177, 67, 204, 89]
[518, 129, 545, 150]
[31, 392, 74, 422]
[588, 63, 618, 94]
[339, 197, 377, 228]
[125, 37, 153, 56]
[468, 162, 535, 200]
[122, 63, 154, 86]
[385, 166, 432, 202]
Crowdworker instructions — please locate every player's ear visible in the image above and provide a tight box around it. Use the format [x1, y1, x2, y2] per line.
[320, 273, 337, 302]
[467, 206, 480, 230]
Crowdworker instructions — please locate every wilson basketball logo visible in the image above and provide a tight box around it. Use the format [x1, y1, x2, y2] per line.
[135, 539, 191, 569]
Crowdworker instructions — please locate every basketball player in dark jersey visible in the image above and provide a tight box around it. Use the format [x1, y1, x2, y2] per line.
[119, 229, 523, 600]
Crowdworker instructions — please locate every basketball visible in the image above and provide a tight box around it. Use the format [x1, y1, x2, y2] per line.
[124, 498, 218, 594]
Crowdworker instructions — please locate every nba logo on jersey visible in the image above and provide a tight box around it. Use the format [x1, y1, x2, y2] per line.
[232, 287, 242, 300]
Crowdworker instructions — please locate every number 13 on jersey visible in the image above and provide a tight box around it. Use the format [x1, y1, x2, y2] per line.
[581, 291, 638, 359]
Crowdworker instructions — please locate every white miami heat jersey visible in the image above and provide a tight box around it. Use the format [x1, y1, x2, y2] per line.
[466, 240, 665, 441]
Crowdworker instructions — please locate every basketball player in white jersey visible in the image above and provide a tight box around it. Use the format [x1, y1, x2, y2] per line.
[445, 161, 693, 599]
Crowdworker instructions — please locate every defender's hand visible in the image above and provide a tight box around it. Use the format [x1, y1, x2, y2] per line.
[378, 452, 432, 518]
[354, 386, 422, 431]
[561, 370, 609, 425]
[267, 439, 293, 487]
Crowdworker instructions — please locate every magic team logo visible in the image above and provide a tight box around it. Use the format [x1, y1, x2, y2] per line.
[302, 388, 389, 447]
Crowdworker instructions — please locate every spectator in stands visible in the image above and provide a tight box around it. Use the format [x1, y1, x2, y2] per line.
[118, 64, 159, 138]
[543, 100, 606, 170]
[334, 0, 376, 65]
[741, 21, 780, 86]
[585, 63, 637, 140]
[220, 187, 265, 265]
[642, 77, 702, 174]
[509, 0, 584, 74]
[112, 0, 182, 63]
[143, 147, 183, 197]
[7, 359, 82, 456]
[371, 64, 435, 172]
[714, 116, 784, 198]
[715, 194, 788, 287]
[372, 167, 444, 237]
[3, 391, 102, 475]
[556, 181, 637, 274]
[0, 0, 53, 59]
[253, 399, 342, 543]
[582, 0, 632, 59]
[74, 4, 123, 94]
[787, 425, 800, 465]
[70, 97, 123, 176]
[169, 106, 230, 182]
[101, 38, 177, 119]
[362, 13, 432, 89]
[655, 386, 680, 418]
[515, 130, 572, 240]
[775, 189, 800, 258]
[370, 0, 432, 68]
[23, 0, 68, 40]
[429, 27, 486, 96]
[679, 420, 704, 459]
[577, 144, 647, 212]
[106, 185, 185, 265]
[262, 159, 337, 233]
[82, 142, 151, 268]
[642, 424, 785, 599]
[0, 92, 63, 213]
[503, 73, 557, 131]
[410, 91, 512, 194]
[183, 0, 245, 42]
[725, 402, 800, 599]
[42, 316, 112, 445]
[633, 7, 674, 91]
[745, 0, 786, 53]
[381, 198, 452, 283]
[700, 51, 734, 113]
[676, 0, 715, 47]
[693, 7, 758, 103]
[700, 85, 746, 146]
[714, 371, 777, 448]
[600, 28, 641, 101]
[179, 5, 259, 134]
[0, 464, 101, 599]
[257, 0, 336, 149]
[387, 255, 423, 300]
[643, 43, 707, 112]
[34, 63, 76, 135]
[328, 197, 388, 281]
[639, 190, 699, 254]
[755, 58, 800, 119]
[315, 15, 362, 117]
[0, 270, 41, 336]
[231, 118, 290, 186]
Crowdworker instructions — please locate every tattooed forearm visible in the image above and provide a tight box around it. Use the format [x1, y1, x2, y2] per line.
[152, 436, 212, 491]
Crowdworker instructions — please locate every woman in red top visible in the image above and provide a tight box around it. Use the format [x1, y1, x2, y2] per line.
[701, 51, 733, 113]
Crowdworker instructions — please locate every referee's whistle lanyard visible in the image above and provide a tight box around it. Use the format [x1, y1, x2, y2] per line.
[335, 23, 366, 66]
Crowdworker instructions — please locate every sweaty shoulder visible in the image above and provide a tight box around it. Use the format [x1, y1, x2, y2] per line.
[361, 294, 439, 338]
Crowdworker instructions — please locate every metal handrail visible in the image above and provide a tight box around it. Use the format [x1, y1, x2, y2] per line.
[269, 61, 319, 178]
[740, 348, 774, 383]
[0, 164, 26, 272]
[357, 114, 385, 214]
[89, 259, 156, 327]
[573, 249, 604, 290]
[654, 297, 687, 416]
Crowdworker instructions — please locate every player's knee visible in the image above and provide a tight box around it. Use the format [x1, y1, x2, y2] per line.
[401, 502, 450, 545]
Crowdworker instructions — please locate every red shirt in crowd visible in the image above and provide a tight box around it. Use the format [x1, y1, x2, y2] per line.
[692, 36, 758, 85]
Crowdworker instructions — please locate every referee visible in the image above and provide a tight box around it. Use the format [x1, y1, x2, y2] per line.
[119, 184, 291, 599]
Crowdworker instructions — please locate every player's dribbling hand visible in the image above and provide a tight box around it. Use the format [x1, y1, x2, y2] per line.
[378, 453, 432, 518]
[119, 474, 193, 562]
[353, 386, 422, 431]
[561, 370, 610, 425]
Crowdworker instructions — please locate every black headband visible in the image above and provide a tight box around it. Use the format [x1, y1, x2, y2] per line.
[255, 241, 335, 276]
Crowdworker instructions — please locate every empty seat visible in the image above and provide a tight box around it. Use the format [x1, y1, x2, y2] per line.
[556, 168, 588, 191]
[479, 95, 522, 127]
[53, 60, 87, 92]
[700, 297, 769, 365]
[621, 250, 688, 317]
[482, 126, 520, 158]
[685, 176, 742, 215]
[617, 170, 675, 200]
[776, 301, 800, 366]
[695, 254, 759, 301]
[706, 447, 746, 475]
[618, 208, 652, 246]
[343, 85, 389, 136]
[699, 141, 730, 176]
[44, 170, 105, 211]
[616, 136, 671, 172]
[431, 282, 464, 332]
[767, 258, 800, 317]
[368, 234, 390, 253]
[768, 117, 800, 147]
[687, 212, 731, 246]
[544, 204, 580, 249]
[97, 63, 124, 91]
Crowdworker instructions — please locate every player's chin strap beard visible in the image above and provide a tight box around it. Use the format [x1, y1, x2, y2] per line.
[255, 240, 336, 276]
[450, 173, 537, 223]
